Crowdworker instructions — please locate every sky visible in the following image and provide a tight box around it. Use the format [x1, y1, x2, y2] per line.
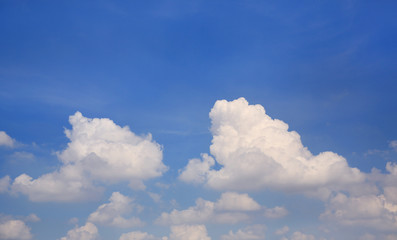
[0, 1, 397, 239]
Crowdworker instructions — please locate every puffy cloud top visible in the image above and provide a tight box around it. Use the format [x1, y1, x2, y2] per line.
[88, 192, 143, 228]
[181, 98, 364, 195]
[11, 112, 167, 202]
[60, 222, 98, 240]
[0, 219, 32, 240]
[59, 112, 166, 181]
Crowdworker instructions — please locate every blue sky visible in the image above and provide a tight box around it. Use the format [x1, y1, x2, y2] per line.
[1, 1, 397, 239]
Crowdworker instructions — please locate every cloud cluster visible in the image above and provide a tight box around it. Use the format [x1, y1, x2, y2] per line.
[180, 98, 364, 196]
[119, 224, 210, 240]
[0, 215, 33, 240]
[221, 224, 266, 240]
[9, 112, 167, 202]
[88, 192, 144, 228]
[119, 231, 158, 240]
[0, 131, 15, 148]
[156, 192, 285, 225]
[321, 163, 397, 232]
[60, 222, 98, 240]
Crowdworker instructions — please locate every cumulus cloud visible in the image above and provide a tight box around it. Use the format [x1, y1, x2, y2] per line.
[264, 206, 288, 219]
[215, 192, 261, 211]
[10, 112, 166, 202]
[0, 131, 15, 148]
[119, 231, 158, 240]
[320, 162, 397, 233]
[180, 98, 364, 196]
[221, 224, 266, 240]
[0, 216, 32, 240]
[290, 231, 315, 240]
[156, 192, 264, 225]
[169, 224, 211, 240]
[88, 192, 144, 228]
[11, 165, 102, 202]
[60, 222, 98, 240]
[320, 192, 397, 231]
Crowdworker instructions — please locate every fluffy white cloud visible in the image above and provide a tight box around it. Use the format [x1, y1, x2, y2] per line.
[156, 192, 263, 225]
[221, 224, 266, 240]
[179, 154, 214, 184]
[180, 98, 364, 196]
[0, 176, 10, 193]
[264, 206, 288, 219]
[88, 192, 143, 228]
[11, 112, 167, 202]
[156, 198, 215, 225]
[0, 218, 32, 240]
[169, 224, 211, 240]
[0, 131, 15, 148]
[320, 192, 397, 231]
[119, 231, 158, 240]
[11, 166, 102, 202]
[321, 163, 397, 232]
[215, 192, 261, 211]
[58, 112, 166, 182]
[60, 222, 98, 240]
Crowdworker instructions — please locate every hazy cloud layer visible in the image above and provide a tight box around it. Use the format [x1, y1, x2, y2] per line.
[9, 112, 166, 202]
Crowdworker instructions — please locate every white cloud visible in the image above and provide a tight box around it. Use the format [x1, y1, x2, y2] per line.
[180, 98, 364, 196]
[156, 192, 262, 225]
[389, 140, 397, 152]
[148, 192, 162, 203]
[156, 198, 215, 225]
[320, 192, 397, 231]
[88, 192, 144, 228]
[119, 231, 158, 240]
[290, 231, 315, 240]
[264, 206, 288, 219]
[0, 131, 15, 148]
[60, 222, 98, 240]
[221, 224, 266, 240]
[215, 192, 261, 211]
[169, 224, 211, 240]
[320, 163, 397, 233]
[275, 226, 289, 235]
[11, 112, 167, 202]
[0, 217, 32, 240]
[179, 154, 214, 184]
[58, 112, 166, 182]
[24, 214, 40, 223]
[11, 166, 102, 202]
[0, 176, 10, 193]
